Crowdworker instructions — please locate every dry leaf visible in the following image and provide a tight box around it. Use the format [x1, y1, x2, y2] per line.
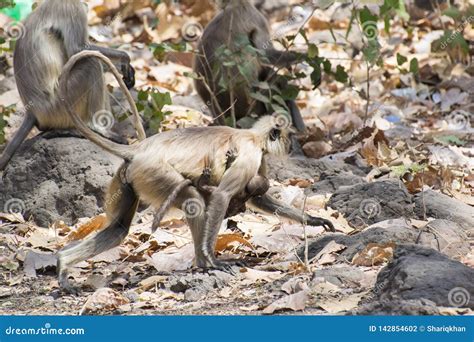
[310, 240, 346, 265]
[139, 275, 168, 290]
[317, 292, 365, 313]
[240, 268, 284, 284]
[215, 234, 253, 253]
[352, 242, 396, 266]
[148, 244, 194, 272]
[80, 288, 129, 315]
[0, 212, 25, 223]
[240, 304, 260, 312]
[281, 278, 309, 294]
[65, 214, 107, 243]
[263, 290, 308, 314]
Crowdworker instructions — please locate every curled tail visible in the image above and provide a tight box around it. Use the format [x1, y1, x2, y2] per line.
[58, 50, 144, 160]
[57, 166, 139, 290]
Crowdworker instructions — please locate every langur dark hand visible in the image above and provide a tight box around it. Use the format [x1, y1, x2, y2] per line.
[306, 215, 335, 232]
[121, 62, 135, 89]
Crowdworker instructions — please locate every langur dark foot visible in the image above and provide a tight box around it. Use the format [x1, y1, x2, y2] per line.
[289, 134, 305, 157]
[58, 277, 81, 296]
[121, 63, 136, 89]
[307, 215, 335, 232]
[195, 259, 245, 276]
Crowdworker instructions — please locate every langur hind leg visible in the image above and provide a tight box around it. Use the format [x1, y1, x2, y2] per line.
[0, 111, 37, 171]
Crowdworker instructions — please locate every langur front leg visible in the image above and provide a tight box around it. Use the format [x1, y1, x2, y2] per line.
[197, 165, 255, 272]
[86, 45, 135, 89]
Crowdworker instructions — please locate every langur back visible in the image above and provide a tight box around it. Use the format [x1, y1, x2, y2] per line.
[194, 0, 271, 119]
[13, 0, 99, 129]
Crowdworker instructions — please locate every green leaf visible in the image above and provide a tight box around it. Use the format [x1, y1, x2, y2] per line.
[272, 95, 288, 108]
[334, 65, 348, 83]
[442, 7, 462, 20]
[250, 92, 271, 104]
[409, 58, 419, 74]
[311, 64, 322, 89]
[183, 71, 199, 80]
[322, 59, 332, 73]
[362, 40, 381, 65]
[308, 43, 319, 59]
[137, 90, 149, 101]
[281, 85, 300, 101]
[434, 135, 466, 146]
[150, 91, 172, 110]
[256, 81, 270, 90]
[396, 53, 407, 66]
[359, 7, 378, 26]
[271, 104, 288, 115]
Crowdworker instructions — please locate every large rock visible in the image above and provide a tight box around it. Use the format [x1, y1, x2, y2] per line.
[414, 190, 474, 235]
[0, 136, 122, 226]
[328, 180, 414, 227]
[375, 244, 474, 309]
[267, 152, 368, 182]
[303, 219, 470, 261]
[310, 172, 366, 195]
[303, 221, 418, 261]
[351, 299, 441, 315]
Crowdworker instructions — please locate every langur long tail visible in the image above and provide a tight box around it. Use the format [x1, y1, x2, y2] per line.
[58, 50, 144, 160]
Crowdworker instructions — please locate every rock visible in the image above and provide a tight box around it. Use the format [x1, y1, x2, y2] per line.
[414, 190, 474, 234]
[328, 180, 414, 227]
[23, 251, 57, 278]
[267, 152, 367, 182]
[375, 244, 474, 309]
[0, 136, 122, 226]
[302, 141, 332, 159]
[304, 220, 419, 261]
[312, 266, 371, 289]
[168, 270, 232, 301]
[304, 218, 469, 261]
[416, 220, 470, 259]
[351, 299, 441, 315]
[310, 172, 366, 195]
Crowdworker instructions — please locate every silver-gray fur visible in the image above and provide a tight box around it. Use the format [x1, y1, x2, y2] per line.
[0, 0, 141, 170]
[193, 0, 305, 130]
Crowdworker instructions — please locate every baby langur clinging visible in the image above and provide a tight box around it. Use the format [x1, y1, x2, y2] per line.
[57, 52, 334, 293]
[194, 0, 306, 131]
[0, 0, 146, 171]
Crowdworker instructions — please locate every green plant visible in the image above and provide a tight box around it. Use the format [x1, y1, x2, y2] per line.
[135, 88, 173, 133]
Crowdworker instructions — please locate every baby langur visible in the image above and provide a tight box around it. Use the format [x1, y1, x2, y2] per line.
[151, 162, 270, 231]
[0, 0, 146, 171]
[56, 52, 334, 293]
[194, 0, 306, 131]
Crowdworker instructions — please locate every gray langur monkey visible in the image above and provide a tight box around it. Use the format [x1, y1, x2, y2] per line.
[193, 0, 306, 131]
[0, 0, 146, 171]
[56, 51, 334, 293]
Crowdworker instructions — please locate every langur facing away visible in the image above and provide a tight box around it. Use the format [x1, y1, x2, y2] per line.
[0, 0, 145, 171]
[193, 0, 306, 131]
